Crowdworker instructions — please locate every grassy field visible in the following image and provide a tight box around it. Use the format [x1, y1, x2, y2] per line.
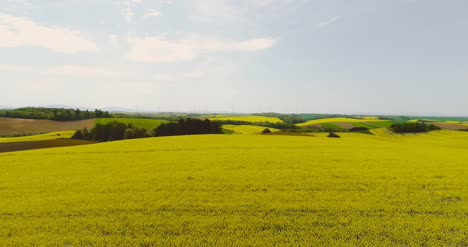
[96, 118, 168, 130]
[208, 115, 283, 123]
[222, 125, 279, 134]
[0, 132, 467, 245]
[0, 131, 75, 144]
[0, 118, 94, 137]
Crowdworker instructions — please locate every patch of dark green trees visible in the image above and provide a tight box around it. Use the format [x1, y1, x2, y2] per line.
[73, 118, 223, 142]
[0, 107, 111, 121]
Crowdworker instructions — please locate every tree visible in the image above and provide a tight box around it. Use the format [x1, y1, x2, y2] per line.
[125, 128, 150, 139]
[262, 128, 272, 134]
[328, 132, 340, 138]
[75, 109, 81, 120]
[72, 130, 83, 139]
[108, 122, 127, 141]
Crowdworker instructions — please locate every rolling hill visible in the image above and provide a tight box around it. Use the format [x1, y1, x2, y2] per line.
[0, 133, 466, 245]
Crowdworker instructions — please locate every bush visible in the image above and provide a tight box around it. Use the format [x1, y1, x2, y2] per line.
[262, 128, 272, 134]
[328, 132, 340, 138]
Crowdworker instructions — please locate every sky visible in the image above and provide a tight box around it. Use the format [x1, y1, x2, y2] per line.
[0, 0, 467, 115]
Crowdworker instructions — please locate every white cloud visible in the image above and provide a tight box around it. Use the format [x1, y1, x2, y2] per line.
[120, 0, 143, 23]
[0, 64, 117, 77]
[109, 34, 119, 46]
[316, 16, 340, 28]
[142, 10, 161, 19]
[0, 13, 97, 53]
[191, 0, 304, 23]
[253, 0, 275, 7]
[191, 0, 239, 23]
[253, 0, 310, 7]
[153, 69, 206, 82]
[128, 35, 275, 63]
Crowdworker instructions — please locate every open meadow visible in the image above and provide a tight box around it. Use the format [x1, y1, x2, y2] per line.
[0, 132, 466, 246]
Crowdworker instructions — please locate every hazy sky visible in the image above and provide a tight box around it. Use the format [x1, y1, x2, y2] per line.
[1, 0, 467, 115]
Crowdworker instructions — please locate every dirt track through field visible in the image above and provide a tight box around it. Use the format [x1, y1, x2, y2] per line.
[0, 118, 95, 136]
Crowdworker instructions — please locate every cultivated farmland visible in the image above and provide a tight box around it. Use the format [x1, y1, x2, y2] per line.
[208, 115, 283, 123]
[296, 117, 393, 130]
[0, 131, 75, 144]
[0, 118, 94, 137]
[222, 125, 279, 134]
[297, 117, 390, 126]
[0, 132, 466, 246]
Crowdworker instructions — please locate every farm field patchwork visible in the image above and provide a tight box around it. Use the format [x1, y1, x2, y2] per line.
[432, 122, 468, 131]
[0, 118, 94, 137]
[296, 117, 391, 127]
[208, 115, 283, 123]
[0, 133, 467, 245]
[0, 131, 75, 144]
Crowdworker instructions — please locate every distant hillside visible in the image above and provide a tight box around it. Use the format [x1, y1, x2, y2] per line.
[208, 115, 283, 123]
[0, 107, 112, 121]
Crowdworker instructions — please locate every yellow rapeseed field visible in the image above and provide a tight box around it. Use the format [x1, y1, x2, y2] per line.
[222, 125, 279, 134]
[0, 132, 467, 246]
[0, 131, 75, 143]
[296, 117, 389, 127]
[208, 115, 283, 123]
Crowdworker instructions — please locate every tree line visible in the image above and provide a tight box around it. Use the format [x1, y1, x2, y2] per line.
[390, 122, 441, 133]
[0, 107, 112, 121]
[73, 118, 222, 142]
[154, 118, 222, 137]
[72, 121, 150, 142]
